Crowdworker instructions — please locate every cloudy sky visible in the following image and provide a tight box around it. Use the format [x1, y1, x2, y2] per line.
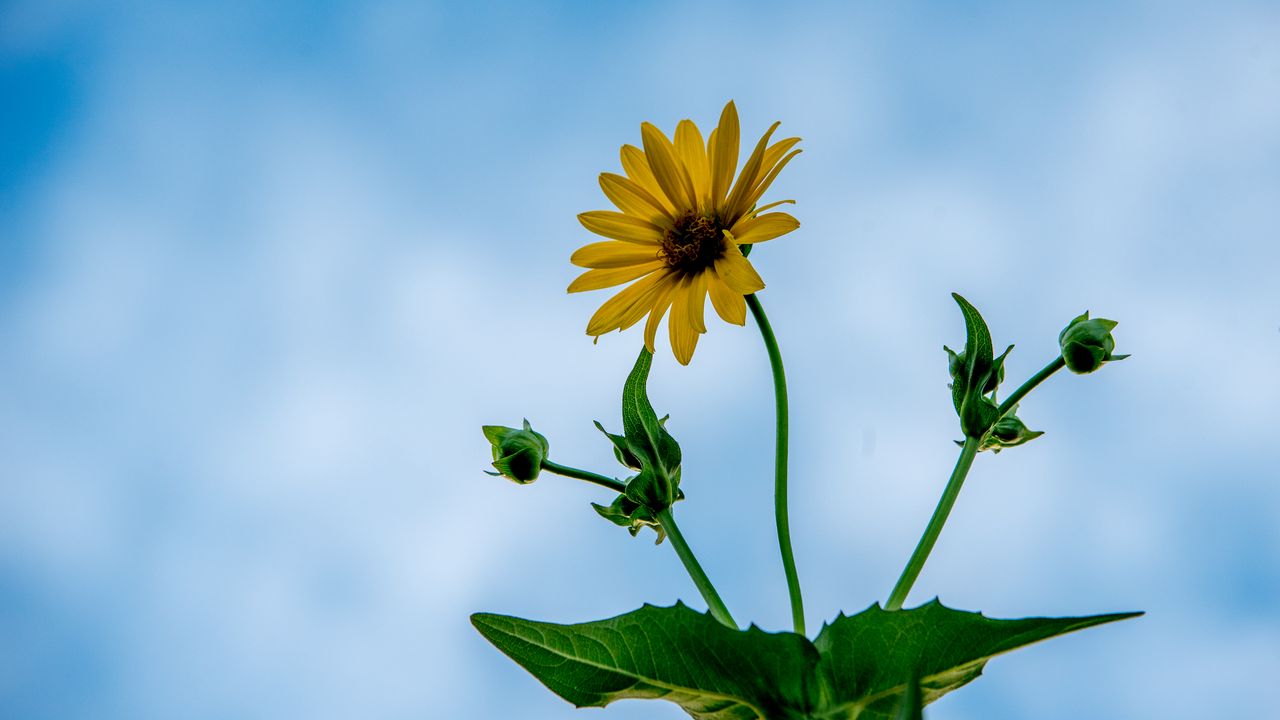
[2, 1, 1278, 718]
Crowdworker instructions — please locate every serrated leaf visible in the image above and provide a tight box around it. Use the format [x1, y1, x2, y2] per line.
[812, 600, 1142, 719]
[472, 603, 819, 720]
[472, 601, 1140, 720]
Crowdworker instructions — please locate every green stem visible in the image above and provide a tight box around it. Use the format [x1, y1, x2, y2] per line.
[996, 356, 1066, 420]
[745, 293, 806, 636]
[657, 508, 737, 628]
[540, 460, 627, 493]
[885, 436, 980, 611]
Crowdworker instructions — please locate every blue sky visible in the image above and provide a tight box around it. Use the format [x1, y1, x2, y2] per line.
[2, 1, 1279, 718]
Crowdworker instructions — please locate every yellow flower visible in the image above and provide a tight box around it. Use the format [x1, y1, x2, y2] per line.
[568, 101, 801, 365]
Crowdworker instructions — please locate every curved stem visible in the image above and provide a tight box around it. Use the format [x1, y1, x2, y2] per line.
[657, 508, 737, 628]
[996, 356, 1066, 419]
[885, 436, 980, 611]
[540, 460, 627, 493]
[745, 293, 806, 636]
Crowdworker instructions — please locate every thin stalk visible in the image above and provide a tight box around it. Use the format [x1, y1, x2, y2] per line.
[745, 293, 806, 635]
[996, 356, 1066, 419]
[540, 460, 627, 493]
[885, 436, 980, 611]
[657, 508, 737, 628]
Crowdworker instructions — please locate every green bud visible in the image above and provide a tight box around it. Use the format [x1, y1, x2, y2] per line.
[979, 407, 1044, 453]
[1059, 312, 1128, 374]
[481, 419, 549, 484]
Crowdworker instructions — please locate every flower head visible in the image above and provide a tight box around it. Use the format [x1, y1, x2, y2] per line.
[569, 101, 801, 364]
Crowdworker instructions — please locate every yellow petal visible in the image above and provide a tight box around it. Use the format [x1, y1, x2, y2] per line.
[707, 268, 747, 325]
[644, 276, 678, 353]
[667, 275, 701, 365]
[708, 101, 740, 207]
[620, 145, 676, 214]
[728, 212, 800, 244]
[713, 241, 766, 294]
[614, 272, 676, 332]
[757, 138, 801, 186]
[570, 241, 661, 269]
[674, 120, 710, 210]
[585, 270, 670, 335]
[568, 260, 665, 293]
[711, 101, 742, 208]
[599, 173, 673, 226]
[723, 121, 780, 222]
[686, 269, 708, 333]
[750, 199, 796, 216]
[640, 123, 697, 211]
[743, 149, 802, 215]
[577, 210, 664, 244]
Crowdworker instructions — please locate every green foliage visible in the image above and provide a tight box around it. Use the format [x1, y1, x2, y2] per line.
[945, 294, 1048, 456]
[472, 601, 1140, 720]
[946, 294, 1009, 441]
[475, 288, 1138, 717]
[591, 348, 684, 540]
[620, 348, 682, 484]
[893, 673, 923, 720]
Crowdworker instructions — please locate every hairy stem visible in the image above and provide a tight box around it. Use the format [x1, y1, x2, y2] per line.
[746, 293, 806, 636]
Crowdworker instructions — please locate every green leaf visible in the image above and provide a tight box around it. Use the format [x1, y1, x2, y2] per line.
[621, 348, 681, 483]
[950, 294, 1002, 440]
[893, 672, 923, 720]
[472, 602, 820, 720]
[472, 601, 1141, 720]
[593, 420, 642, 470]
[812, 600, 1141, 719]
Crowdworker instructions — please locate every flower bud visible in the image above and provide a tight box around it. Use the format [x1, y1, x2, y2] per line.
[482, 419, 549, 484]
[1059, 312, 1128, 374]
[980, 408, 1044, 453]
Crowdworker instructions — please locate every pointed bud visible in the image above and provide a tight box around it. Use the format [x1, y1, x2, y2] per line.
[481, 419, 549, 484]
[1059, 312, 1128, 374]
[980, 407, 1045, 453]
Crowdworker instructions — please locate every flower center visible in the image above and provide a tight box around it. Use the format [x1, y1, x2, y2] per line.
[660, 211, 724, 271]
